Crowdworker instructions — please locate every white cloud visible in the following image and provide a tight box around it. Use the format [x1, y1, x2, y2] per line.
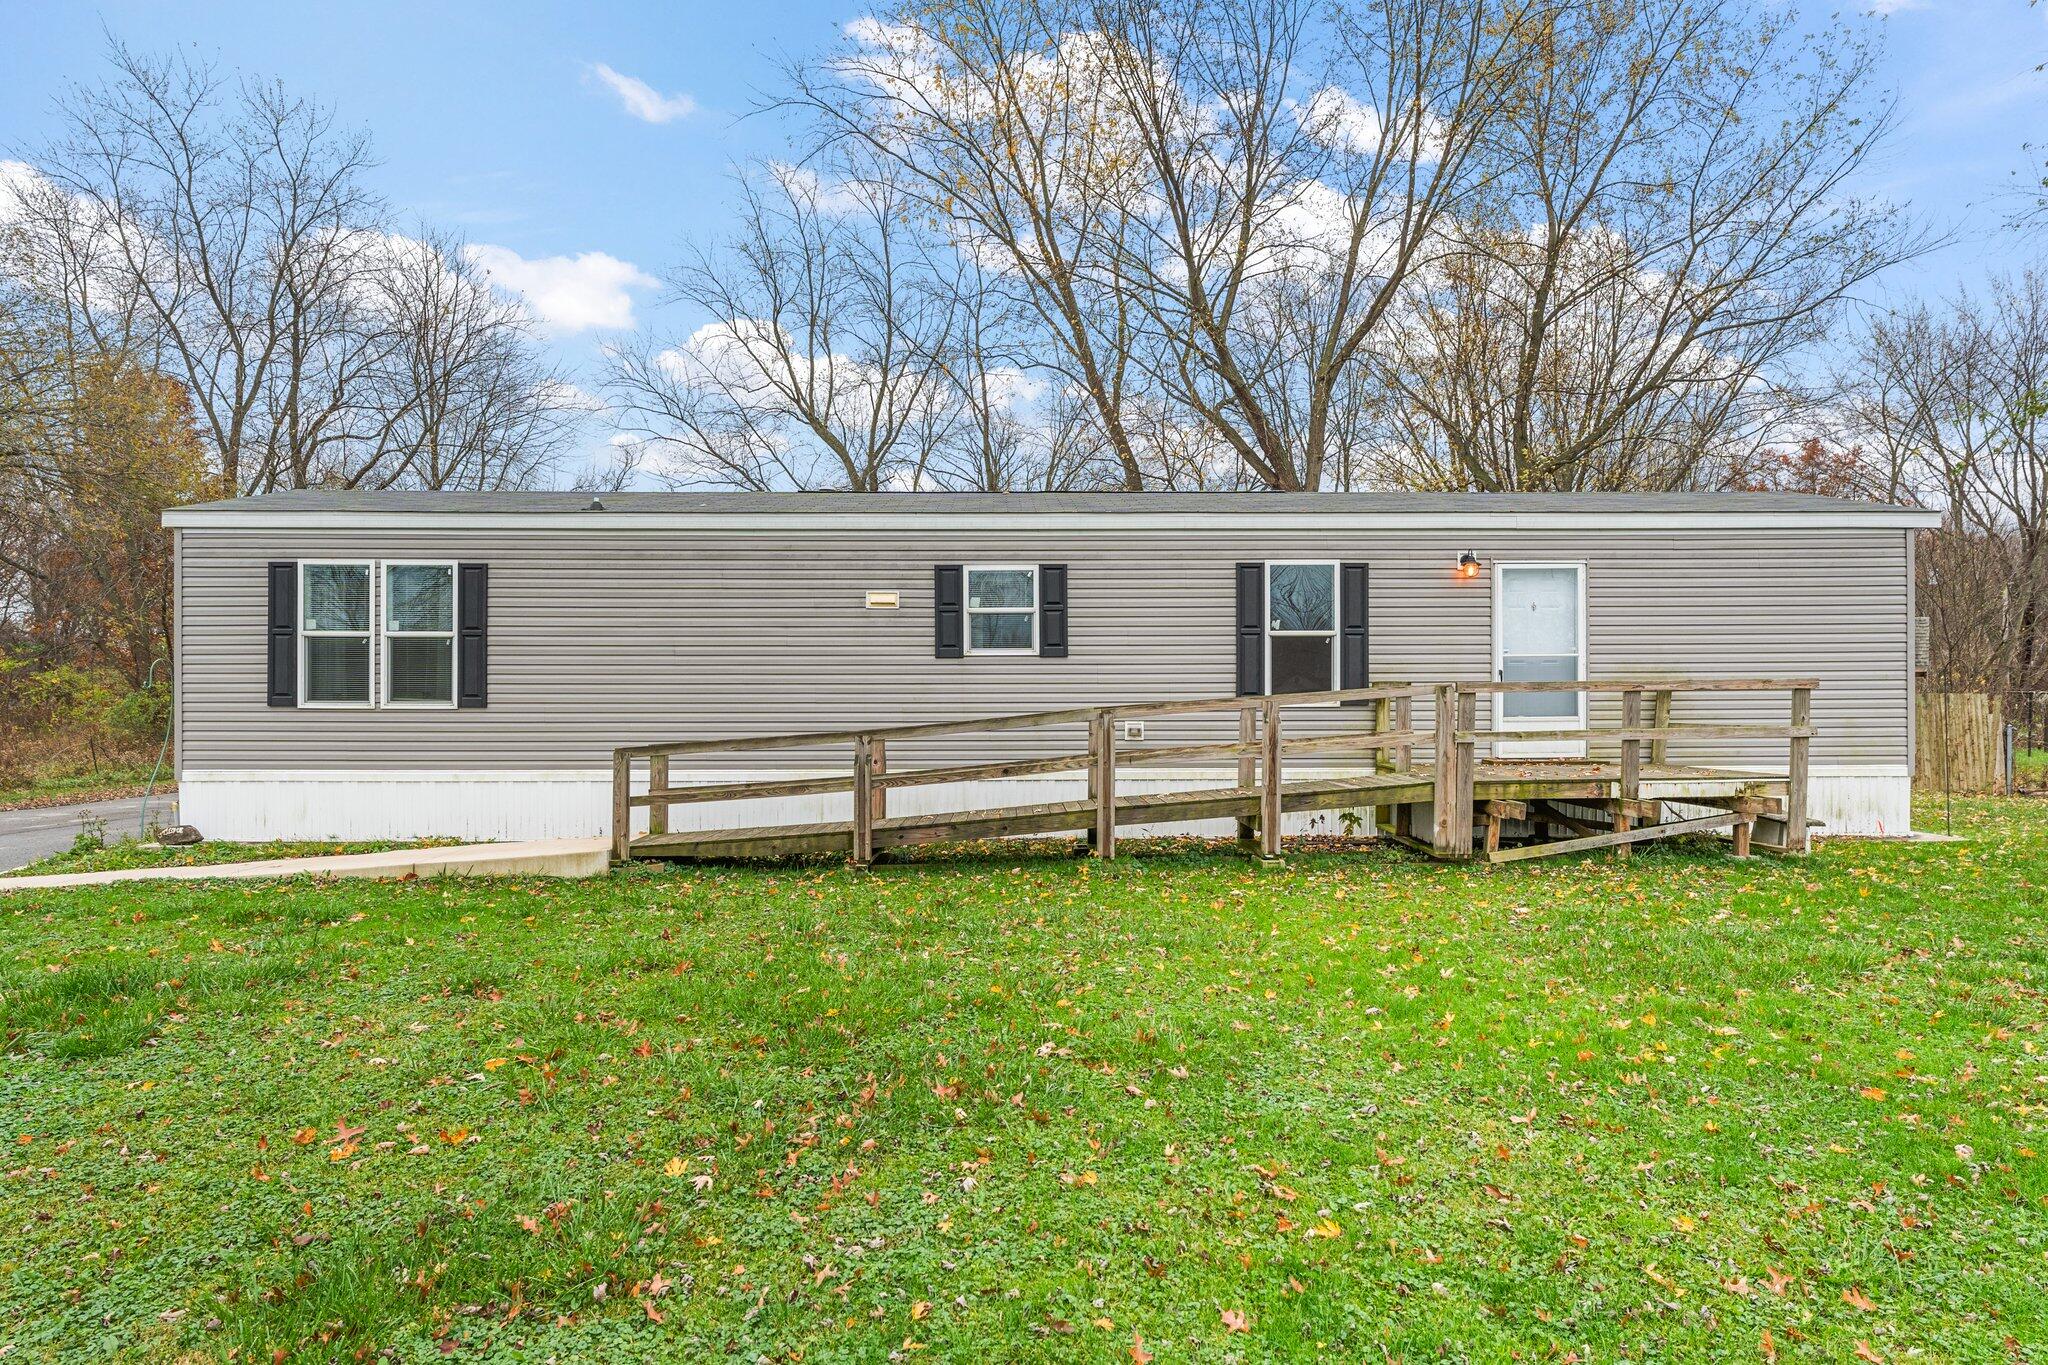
[1294, 87, 1446, 164]
[1865, 0, 1925, 13]
[538, 378, 610, 414]
[587, 63, 697, 124]
[0, 159, 40, 224]
[765, 161, 870, 216]
[459, 244, 655, 332]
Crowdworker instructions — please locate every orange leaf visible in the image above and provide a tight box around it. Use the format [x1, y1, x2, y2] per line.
[1842, 1285, 1876, 1312]
[911, 1300, 931, 1321]
[1221, 1308, 1250, 1333]
[1130, 1333, 1153, 1365]
[1854, 1342, 1884, 1364]
[1760, 1328, 1778, 1363]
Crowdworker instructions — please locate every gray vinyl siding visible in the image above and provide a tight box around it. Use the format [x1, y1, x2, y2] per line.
[176, 525, 1911, 773]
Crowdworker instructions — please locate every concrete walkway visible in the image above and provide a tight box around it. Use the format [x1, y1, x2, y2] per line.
[0, 837, 610, 892]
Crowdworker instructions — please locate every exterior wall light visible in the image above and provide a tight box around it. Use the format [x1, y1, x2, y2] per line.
[1457, 552, 1482, 579]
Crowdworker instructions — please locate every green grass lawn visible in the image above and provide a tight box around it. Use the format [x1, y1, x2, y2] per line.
[2, 803, 2044, 1362]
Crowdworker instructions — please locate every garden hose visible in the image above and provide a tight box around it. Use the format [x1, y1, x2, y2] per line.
[137, 657, 172, 842]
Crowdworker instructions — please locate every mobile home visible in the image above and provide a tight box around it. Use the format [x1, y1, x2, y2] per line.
[163, 490, 1939, 844]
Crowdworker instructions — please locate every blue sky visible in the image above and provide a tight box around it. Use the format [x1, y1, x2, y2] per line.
[3, 0, 2045, 477]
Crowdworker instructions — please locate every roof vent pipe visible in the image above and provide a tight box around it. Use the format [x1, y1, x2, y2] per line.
[587, 496, 605, 511]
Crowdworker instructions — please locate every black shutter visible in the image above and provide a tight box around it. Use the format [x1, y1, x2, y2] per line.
[457, 562, 489, 708]
[934, 564, 964, 658]
[266, 561, 296, 707]
[1339, 562, 1369, 704]
[1234, 562, 1264, 696]
[1039, 564, 1068, 657]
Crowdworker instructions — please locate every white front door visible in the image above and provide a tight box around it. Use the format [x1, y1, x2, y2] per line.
[1493, 564, 1586, 758]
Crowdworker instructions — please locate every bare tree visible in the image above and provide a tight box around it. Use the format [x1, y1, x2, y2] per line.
[784, 0, 1525, 490]
[9, 41, 583, 494]
[1845, 274, 2048, 740]
[1363, 0, 1921, 491]
[610, 161, 965, 490]
[352, 228, 582, 491]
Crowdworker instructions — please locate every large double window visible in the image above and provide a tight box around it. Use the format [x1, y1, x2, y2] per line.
[296, 561, 456, 707]
[1265, 560, 1338, 694]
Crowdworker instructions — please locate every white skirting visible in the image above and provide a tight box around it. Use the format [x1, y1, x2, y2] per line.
[177, 765, 1916, 844]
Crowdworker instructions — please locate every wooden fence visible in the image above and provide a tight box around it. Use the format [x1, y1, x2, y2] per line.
[1914, 692, 2005, 792]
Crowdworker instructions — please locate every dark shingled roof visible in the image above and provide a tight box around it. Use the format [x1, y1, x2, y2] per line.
[175, 488, 1916, 516]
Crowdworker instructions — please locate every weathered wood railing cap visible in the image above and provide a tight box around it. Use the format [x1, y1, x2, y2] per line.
[614, 683, 1433, 759]
[1457, 678, 1819, 694]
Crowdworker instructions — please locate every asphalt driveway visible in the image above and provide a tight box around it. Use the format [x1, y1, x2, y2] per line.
[0, 795, 172, 872]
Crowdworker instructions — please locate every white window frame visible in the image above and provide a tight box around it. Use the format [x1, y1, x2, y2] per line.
[1263, 559, 1339, 696]
[1492, 561, 1587, 758]
[380, 560, 459, 709]
[298, 560, 376, 709]
[964, 564, 1039, 656]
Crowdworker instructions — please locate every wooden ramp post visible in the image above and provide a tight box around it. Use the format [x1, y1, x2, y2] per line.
[1260, 696, 1283, 860]
[851, 735, 874, 867]
[1616, 689, 1641, 861]
[1393, 691, 1415, 840]
[1371, 694, 1394, 835]
[611, 751, 632, 864]
[1431, 685, 1475, 859]
[1093, 710, 1117, 859]
[647, 754, 669, 838]
[1785, 686, 1811, 854]
[1236, 704, 1258, 843]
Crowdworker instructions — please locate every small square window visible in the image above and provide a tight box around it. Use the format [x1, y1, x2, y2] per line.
[965, 565, 1037, 655]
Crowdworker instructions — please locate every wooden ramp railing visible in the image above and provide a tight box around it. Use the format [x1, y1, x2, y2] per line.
[1447, 678, 1815, 861]
[610, 678, 1814, 866]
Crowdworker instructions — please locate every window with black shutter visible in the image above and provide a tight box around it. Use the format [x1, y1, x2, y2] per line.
[457, 563, 489, 708]
[1237, 560, 1368, 697]
[1234, 562, 1264, 696]
[266, 561, 297, 706]
[934, 564, 964, 658]
[1038, 564, 1067, 657]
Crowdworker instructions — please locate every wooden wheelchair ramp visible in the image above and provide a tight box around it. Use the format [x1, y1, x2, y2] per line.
[613, 680, 1813, 866]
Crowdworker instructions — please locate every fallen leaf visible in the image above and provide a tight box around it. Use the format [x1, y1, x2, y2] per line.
[911, 1300, 931, 1321]
[1221, 1307, 1250, 1333]
[1130, 1333, 1153, 1365]
[1842, 1285, 1876, 1312]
